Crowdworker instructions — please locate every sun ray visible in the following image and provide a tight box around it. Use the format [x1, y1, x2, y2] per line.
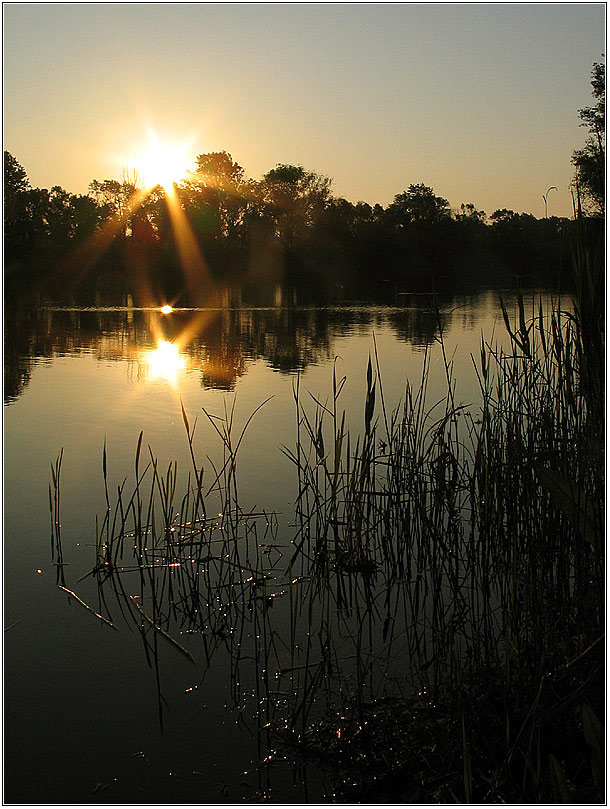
[51, 185, 156, 299]
[162, 189, 218, 307]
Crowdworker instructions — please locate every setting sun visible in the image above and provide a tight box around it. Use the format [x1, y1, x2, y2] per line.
[132, 135, 193, 191]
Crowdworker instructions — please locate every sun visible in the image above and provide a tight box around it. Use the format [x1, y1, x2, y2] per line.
[132, 135, 192, 191]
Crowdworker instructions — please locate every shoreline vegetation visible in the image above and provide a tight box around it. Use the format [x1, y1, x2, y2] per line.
[5, 63, 604, 308]
[5, 62, 604, 309]
[50, 224, 604, 801]
[4, 144, 602, 306]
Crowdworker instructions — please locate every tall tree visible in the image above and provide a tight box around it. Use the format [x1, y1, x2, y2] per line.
[261, 163, 332, 249]
[386, 184, 451, 226]
[88, 178, 138, 234]
[4, 152, 30, 260]
[456, 202, 487, 223]
[183, 151, 252, 244]
[194, 151, 245, 186]
[4, 151, 30, 200]
[572, 61, 605, 214]
[3, 153, 51, 264]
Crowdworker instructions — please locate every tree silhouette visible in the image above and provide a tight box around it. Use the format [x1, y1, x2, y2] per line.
[4, 151, 30, 198]
[88, 178, 138, 236]
[4, 152, 32, 262]
[261, 164, 332, 250]
[4, 136, 581, 301]
[456, 203, 487, 224]
[187, 151, 252, 246]
[194, 151, 245, 185]
[572, 61, 605, 214]
[386, 184, 451, 226]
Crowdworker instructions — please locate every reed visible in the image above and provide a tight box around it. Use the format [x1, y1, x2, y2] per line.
[273, 249, 603, 800]
[51, 242, 603, 801]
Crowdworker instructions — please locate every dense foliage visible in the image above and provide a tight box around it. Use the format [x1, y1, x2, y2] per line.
[572, 62, 605, 214]
[4, 62, 603, 302]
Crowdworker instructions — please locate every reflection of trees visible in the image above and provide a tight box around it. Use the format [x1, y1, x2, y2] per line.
[385, 291, 492, 348]
[386, 299, 442, 348]
[6, 288, 496, 403]
[184, 309, 248, 391]
[4, 303, 38, 402]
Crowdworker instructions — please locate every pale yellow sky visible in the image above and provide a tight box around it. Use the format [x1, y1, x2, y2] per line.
[3, 3, 606, 218]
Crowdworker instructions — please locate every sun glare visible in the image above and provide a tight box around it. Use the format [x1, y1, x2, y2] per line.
[160, 304, 173, 314]
[145, 340, 186, 383]
[132, 135, 192, 191]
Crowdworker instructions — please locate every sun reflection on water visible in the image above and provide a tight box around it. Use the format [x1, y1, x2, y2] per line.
[144, 340, 186, 383]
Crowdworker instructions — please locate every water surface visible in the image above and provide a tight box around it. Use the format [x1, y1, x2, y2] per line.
[4, 284, 553, 802]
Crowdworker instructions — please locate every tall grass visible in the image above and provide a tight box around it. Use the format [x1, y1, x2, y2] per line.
[51, 236, 603, 801]
[274, 239, 604, 801]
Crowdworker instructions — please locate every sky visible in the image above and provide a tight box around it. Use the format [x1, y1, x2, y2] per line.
[3, 3, 606, 218]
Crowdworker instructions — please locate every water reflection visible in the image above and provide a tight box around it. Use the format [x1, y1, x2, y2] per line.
[5, 280, 574, 802]
[144, 340, 186, 383]
[4, 284, 501, 403]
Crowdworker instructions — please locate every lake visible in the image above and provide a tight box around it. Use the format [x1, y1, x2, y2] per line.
[4, 283, 559, 802]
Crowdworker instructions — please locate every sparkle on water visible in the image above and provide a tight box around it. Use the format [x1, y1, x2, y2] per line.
[144, 339, 186, 383]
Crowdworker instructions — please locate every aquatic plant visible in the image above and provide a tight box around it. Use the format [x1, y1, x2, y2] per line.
[51, 243, 603, 801]
[273, 241, 604, 801]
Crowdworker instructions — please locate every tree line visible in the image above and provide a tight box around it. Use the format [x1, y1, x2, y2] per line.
[4, 62, 603, 303]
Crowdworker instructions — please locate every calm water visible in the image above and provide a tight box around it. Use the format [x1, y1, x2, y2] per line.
[4, 284, 553, 802]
